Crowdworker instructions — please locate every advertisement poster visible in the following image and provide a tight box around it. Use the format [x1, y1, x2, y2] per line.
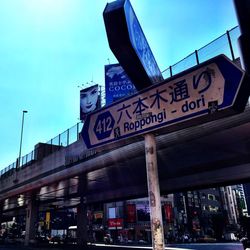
[105, 64, 137, 105]
[80, 84, 101, 121]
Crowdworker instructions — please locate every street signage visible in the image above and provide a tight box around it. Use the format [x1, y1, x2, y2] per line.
[82, 55, 248, 149]
[103, 0, 163, 90]
[108, 218, 123, 230]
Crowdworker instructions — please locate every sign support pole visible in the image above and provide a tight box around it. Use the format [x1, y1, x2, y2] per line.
[144, 133, 165, 250]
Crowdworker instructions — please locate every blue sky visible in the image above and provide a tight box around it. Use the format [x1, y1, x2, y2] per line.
[0, 0, 238, 170]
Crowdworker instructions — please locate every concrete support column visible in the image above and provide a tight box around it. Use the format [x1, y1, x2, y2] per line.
[24, 193, 38, 246]
[0, 201, 3, 226]
[145, 133, 165, 250]
[77, 175, 88, 246]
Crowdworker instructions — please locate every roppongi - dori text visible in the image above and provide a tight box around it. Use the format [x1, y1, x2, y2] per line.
[123, 94, 206, 133]
[114, 64, 222, 135]
[124, 109, 167, 132]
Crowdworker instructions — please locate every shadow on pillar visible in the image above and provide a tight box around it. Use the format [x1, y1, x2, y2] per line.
[24, 193, 38, 246]
[76, 174, 88, 247]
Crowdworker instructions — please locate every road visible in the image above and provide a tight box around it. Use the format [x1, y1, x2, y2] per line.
[0, 243, 245, 250]
[168, 243, 244, 250]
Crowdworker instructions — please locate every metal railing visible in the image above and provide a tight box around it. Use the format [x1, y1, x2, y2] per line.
[0, 122, 83, 178]
[0, 26, 241, 178]
[162, 26, 240, 78]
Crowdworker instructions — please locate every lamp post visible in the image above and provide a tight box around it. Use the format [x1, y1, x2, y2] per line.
[17, 110, 28, 168]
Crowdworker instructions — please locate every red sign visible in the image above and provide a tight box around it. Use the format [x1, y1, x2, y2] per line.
[126, 204, 136, 223]
[108, 218, 123, 229]
[94, 211, 103, 220]
[164, 204, 173, 223]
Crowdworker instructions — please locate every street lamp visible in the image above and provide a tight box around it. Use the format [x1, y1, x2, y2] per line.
[17, 110, 28, 168]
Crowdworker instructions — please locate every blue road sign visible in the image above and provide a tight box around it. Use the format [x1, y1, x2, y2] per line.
[82, 55, 248, 149]
[103, 0, 163, 90]
[93, 111, 115, 140]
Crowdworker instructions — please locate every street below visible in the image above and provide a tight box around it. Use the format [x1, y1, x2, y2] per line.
[0, 242, 244, 250]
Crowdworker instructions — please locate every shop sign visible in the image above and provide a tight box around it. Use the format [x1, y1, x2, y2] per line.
[94, 211, 103, 219]
[108, 218, 123, 229]
[126, 204, 136, 223]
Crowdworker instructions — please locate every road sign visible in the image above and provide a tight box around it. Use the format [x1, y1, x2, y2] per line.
[103, 0, 163, 90]
[82, 55, 248, 149]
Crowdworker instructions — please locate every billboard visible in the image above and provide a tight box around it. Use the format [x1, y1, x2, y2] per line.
[80, 84, 101, 121]
[105, 63, 137, 105]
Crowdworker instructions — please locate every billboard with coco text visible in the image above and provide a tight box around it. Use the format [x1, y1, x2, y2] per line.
[105, 63, 137, 105]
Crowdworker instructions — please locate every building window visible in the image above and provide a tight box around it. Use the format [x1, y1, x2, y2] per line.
[108, 207, 116, 219]
[188, 198, 193, 206]
[194, 199, 199, 208]
[208, 205, 218, 212]
[137, 204, 150, 221]
[208, 194, 216, 201]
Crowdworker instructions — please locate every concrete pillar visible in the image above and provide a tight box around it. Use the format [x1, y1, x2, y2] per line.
[0, 201, 3, 226]
[76, 175, 88, 246]
[24, 194, 38, 246]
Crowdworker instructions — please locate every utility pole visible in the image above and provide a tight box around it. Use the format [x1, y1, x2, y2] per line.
[17, 110, 28, 169]
[145, 134, 165, 250]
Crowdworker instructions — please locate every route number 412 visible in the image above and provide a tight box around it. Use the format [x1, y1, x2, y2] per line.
[94, 111, 115, 140]
[95, 117, 112, 134]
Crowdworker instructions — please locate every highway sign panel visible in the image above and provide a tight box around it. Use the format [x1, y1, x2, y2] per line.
[103, 0, 163, 90]
[82, 55, 248, 149]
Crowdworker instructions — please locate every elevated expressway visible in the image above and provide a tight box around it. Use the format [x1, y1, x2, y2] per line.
[1, 106, 250, 215]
